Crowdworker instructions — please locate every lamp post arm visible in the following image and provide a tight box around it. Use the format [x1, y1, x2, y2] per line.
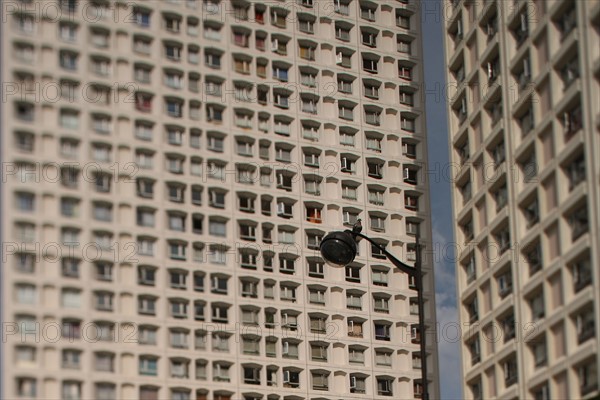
[345, 230, 416, 277]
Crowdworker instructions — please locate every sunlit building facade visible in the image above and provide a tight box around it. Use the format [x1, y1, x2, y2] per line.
[443, 0, 600, 399]
[1, 0, 439, 399]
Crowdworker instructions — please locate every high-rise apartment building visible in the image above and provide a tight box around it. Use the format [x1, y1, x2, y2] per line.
[443, 0, 600, 398]
[2, 0, 439, 399]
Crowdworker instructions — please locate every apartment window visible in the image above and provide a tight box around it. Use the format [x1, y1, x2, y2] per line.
[14, 42, 35, 65]
[563, 104, 583, 139]
[282, 340, 299, 358]
[342, 263, 360, 282]
[240, 335, 260, 355]
[164, 43, 182, 61]
[239, 223, 257, 242]
[569, 204, 589, 241]
[15, 284, 36, 305]
[350, 374, 367, 393]
[59, 50, 78, 70]
[572, 258, 592, 292]
[242, 365, 261, 385]
[14, 253, 35, 274]
[348, 319, 363, 337]
[503, 357, 518, 387]
[334, 0, 350, 15]
[138, 325, 158, 345]
[280, 283, 297, 301]
[502, 313, 516, 342]
[555, 3, 577, 40]
[373, 294, 390, 313]
[282, 369, 300, 388]
[375, 349, 393, 367]
[299, 43, 316, 60]
[14, 130, 34, 152]
[377, 377, 393, 396]
[485, 12, 498, 39]
[494, 184, 508, 211]
[486, 55, 501, 84]
[345, 344, 365, 365]
[397, 39, 411, 54]
[342, 184, 358, 200]
[15, 192, 34, 212]
[62, 381, 82, 400]
[497, 270, 513, 298]
[362, 56, 379, 73]
[61, 349, 81, 369]
[403, 197, 419, 216]
[311, 371, 329, 390]
[205, 52, 222, 69]
[308, 259, 325, 278]
[576, 307, 596, 344]
[92, 202, 112, 221]
[61, 257, 80, 278]
[298, 15, 315, 33]
[211, 304, 229, 323]
[494, 227, 510, 254]
[270, 8, 288, 28]
[308, 287, 326, 305]
[94, 291, 113, 311]
[94, 262, 113, 282]
[566, 154, 585, 191]
[135, 93, 153, 112]
[529, 290, 545, 321]
[232, 30, 250, 48]
[578, 360, 598, 396]
[94, 352, 115, 372]
[211, 276, 228, 294]
[467, 296, 479, 323]
[372, 267, 389, 286]
[133, 35, 152, 55]
[138, 296, 156, 315]
[559, 55, 579, 89]
[531, 337, 547, 367]
[512, 11, 529, 46]
[396, 10, 411, 29]
[375, 323, 390, 341]
[271, 37, 288, 55]
[370, 215, 386, 231]
[274, 118, 291, 136]
[59, 21, 77, 42]
[367, 161, 383, 179]
[489, 139, 505, 166]
[240, 279, 258, 298]
[401, 115, 416, 132]
[336, 25, 351, 41]
[212, 361, 231, 382]
[532, 383, 549, 400]
[518, 107, 535, 136]
[94, 173, 112, 193]
[139, 356, 158, 376]
[346, 290, 363, 310]
[208, 246, 227, 264]
[336, 50, 353, 68]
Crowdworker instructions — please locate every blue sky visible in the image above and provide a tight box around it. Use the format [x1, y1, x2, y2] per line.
[421, 1, 463, 399]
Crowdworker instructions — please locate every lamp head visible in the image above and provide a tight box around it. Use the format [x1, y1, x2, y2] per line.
[319, 231, 357, 268]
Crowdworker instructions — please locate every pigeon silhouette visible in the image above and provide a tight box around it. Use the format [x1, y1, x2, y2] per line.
[352, 218, 362, 234]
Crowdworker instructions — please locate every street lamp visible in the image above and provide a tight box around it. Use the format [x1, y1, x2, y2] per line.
[320, 226, 429, 400]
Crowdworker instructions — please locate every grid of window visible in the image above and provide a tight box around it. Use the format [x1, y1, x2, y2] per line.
[3, 0, 437, 399]
[444, 0, 600, 399]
